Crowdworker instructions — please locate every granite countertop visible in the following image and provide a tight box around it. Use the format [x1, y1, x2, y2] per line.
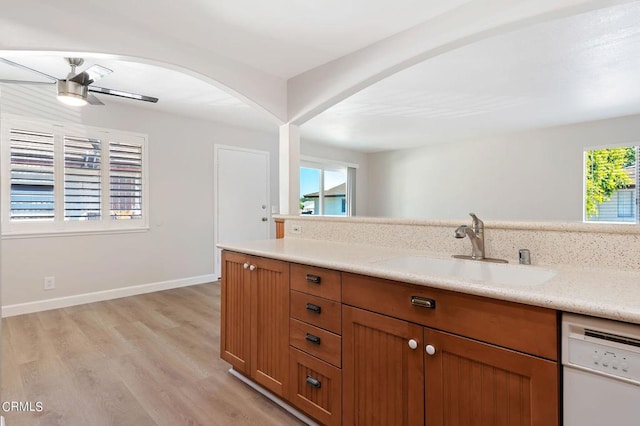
[217, 238, 640, 325]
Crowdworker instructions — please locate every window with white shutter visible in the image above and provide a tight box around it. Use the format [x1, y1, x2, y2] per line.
[109, 141, 143, 220]
[1, 116, 148, 236]
[9, 129, 55, 221]
[64, 136, 102, 220]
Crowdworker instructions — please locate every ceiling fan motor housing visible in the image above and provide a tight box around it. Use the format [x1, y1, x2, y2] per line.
[57, 80, 88, 102]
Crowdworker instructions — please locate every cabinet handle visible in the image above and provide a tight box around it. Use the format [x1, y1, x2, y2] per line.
[305, 303, 322, 314]
[249, 264, 257, 271]
[243, 263, 249, 269]
[306, 274, 321, 284]
[408, 339, 418, 350]
[306, 376, 322, 389]
[426, 344, 436, 356]
[411, 296, 436, 309]
[305, 333, 321, 345]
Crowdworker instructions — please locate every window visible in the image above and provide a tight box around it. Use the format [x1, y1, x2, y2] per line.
[2, 117, 148, 235]
[584, 146, 638, 223]
[9, 129, 55, 221]
[300, 158, 356, 216]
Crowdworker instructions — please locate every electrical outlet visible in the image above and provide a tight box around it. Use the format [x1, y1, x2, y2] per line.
[44, 276, 55, 290]
[291, 224, 302, 234]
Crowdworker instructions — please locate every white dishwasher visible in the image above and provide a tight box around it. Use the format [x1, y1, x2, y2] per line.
[562, 313, 640, 426]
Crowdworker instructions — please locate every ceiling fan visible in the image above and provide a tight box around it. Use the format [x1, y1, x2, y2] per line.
[0, 57, 159, 106]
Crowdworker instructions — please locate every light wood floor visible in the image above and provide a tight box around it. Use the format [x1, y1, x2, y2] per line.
[1, 283, 304, 426]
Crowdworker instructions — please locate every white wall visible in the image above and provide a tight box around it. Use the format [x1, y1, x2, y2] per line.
[0, 85, 280, 308]
[367, 114, 640, 222]
[300, 139, 370, 216]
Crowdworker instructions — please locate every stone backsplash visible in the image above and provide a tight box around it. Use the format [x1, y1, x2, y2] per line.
[278, 216, 640, 271]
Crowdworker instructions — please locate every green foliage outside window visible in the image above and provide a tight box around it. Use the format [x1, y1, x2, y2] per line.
[585, 147, 636, 219]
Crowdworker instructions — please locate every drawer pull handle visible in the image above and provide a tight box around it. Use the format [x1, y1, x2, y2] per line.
[306, 376, 322, 389]
[305, 333, 321, 345]
[411, 296, 436, 309]
[306, 274, 322, 284]
[306, 303, 322, 314]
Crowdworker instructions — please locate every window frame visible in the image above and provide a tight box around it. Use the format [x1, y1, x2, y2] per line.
[1, 116, 149, 237]
[300, 156, 357, 217]
[583, 143, 639, 224]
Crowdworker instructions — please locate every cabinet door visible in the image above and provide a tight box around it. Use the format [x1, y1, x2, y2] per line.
[250, 256, 290, 396]
[424, 328, 559, 426]
[343, 306, 424, 426]
[220, 251, 251, 374]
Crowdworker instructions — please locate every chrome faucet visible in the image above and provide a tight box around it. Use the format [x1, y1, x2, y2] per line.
[454, 213, 485, 260]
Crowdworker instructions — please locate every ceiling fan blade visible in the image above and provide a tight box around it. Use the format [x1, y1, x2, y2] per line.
[86, 93, 104, 106]
[69, 64, 112, 85]
[0, 57, 58, 82]
[0, 79, 55, 85]
[88, 86, 158, 103]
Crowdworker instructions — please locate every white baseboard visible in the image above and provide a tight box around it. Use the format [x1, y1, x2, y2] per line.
[1, 274, 217, 318]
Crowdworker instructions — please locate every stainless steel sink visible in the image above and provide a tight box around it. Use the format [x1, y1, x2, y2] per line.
[372, 256, 556, 286]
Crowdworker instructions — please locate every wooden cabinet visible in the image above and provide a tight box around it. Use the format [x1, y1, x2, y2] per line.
[424, 328, 559, 426]
[221, 253, 560, 426]
[288, 264, 343, 426]
[342, 273, 560, 426]
[220, 251, 251, 374]
[220, 251, 290, 397]
[342, 306, 424, 426]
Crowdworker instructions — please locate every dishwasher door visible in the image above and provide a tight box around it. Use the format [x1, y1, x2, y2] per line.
[562, 313, 640, 426]
[564, 366, 639, 426]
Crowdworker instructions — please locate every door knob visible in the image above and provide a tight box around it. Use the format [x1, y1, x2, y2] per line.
[408, 339, 418, 350]
[261, 217, 268, 222]
[425, 345, 436, 356]
[243, 263, 249, 269]
[249, 264, 257, 271]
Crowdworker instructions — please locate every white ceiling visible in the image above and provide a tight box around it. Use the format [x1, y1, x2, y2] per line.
[303, 1, 640, 152]
[68, 0, 468, 79]
[1, 1, 639, 152]
[0, 55, 277, 132]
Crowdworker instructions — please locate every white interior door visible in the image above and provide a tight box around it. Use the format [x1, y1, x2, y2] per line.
[214, 145, 270, 276]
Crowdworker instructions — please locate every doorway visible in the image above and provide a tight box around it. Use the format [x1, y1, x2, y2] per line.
[214, 145, 270, 277]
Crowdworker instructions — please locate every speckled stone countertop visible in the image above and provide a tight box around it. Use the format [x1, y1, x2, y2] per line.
[218, 238, 640, 325]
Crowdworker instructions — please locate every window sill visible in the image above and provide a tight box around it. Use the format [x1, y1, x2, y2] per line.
[1, 227, 150, 240]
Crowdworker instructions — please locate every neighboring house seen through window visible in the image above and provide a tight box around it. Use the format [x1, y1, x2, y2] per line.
[1, 117, 148, 235]
[584, 145, 638, 223]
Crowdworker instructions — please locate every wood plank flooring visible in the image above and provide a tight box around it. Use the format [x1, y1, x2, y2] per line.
[1, 283, 304, 426]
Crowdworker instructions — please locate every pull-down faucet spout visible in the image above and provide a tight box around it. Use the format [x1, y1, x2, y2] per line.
[454, 213, 485, 260]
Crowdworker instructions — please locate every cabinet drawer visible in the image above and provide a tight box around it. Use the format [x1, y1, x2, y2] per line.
[342, 273, 558, 360]
[290, 291, 342, 335]
[291, 263, 341, 301]
[289, 348, 342, 426]
[290, 319, 342, 368]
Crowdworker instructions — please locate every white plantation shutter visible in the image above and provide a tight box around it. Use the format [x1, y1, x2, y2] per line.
[9, 129, 55, 221]
[64, 136, 102, 220]
[109, 141, 143, 220]
[2, 117, 148, 235]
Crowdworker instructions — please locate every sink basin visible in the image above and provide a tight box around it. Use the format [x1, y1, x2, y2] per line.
[372, 256, 556, 286]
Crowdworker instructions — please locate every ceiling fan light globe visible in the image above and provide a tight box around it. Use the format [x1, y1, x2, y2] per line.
[57, 94, 88, 106]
